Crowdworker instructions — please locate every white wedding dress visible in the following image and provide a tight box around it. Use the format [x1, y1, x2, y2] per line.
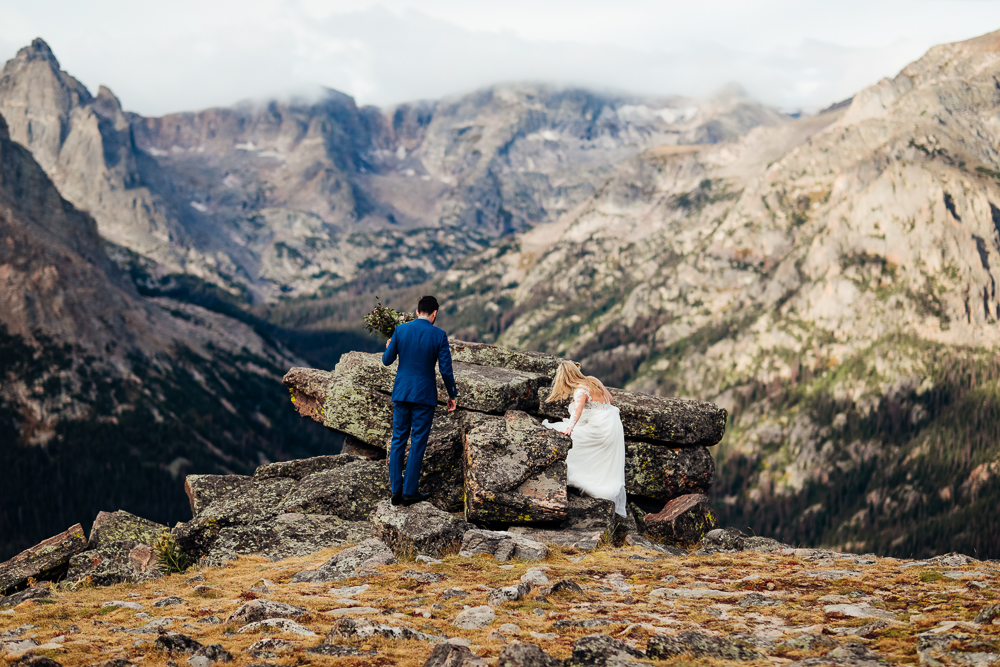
[542, 387, 627, 517]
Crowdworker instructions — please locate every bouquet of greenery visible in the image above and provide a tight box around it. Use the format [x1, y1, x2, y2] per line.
[363, 296, 414, 340]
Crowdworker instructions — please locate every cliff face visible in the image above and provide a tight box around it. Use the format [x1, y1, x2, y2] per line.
[438, 30, 1000, 558]
[0, 40, 788, 302]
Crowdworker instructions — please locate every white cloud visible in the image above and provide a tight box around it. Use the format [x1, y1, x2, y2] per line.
[0, 0, 999, 116]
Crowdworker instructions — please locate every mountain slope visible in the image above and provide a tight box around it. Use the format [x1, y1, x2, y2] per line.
[0, 39, 788, 305]
[0, 110, 337, 561]
[437, 29, 1000, 558]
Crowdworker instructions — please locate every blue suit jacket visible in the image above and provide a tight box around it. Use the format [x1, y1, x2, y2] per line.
[382, 318, 458, 406]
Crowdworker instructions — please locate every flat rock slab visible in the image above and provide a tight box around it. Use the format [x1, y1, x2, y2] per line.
[88, 511, 167, 549]
[566, 634, 647, 667]
[464, 411, 569, 523]
[254, 455, 353, 481]
[236, 619, 317, 637]
[336, 351, 546, 414]
[370, 500, 472, 559]
[507, 527, 604, 550]
[0, 523, 88, 595]
[625, 443, 714, 503]
[200, 513, 371, 564]
[228, 599, 309, 624]
[453, 606, 495, 629]
[650, 587, 741, 599]
[459, 529, 549, 561]
[283, 367, 395, 448]
[824, 604, 897, 620]
[449, 340, 575, 378]
[280, 456, 388, 520]
[538, 386, 727, 447]
[804, 570, 863, 579]
[291, 538, 397, 583]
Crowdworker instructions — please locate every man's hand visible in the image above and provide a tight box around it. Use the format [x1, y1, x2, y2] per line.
[386, 338, 391, 349]
[447, 398, 457, 412]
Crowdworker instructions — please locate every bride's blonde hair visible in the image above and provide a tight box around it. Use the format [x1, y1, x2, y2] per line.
[547, 361, 612, 404]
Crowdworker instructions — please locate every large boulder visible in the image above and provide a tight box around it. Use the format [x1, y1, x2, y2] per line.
[625, 442, 714, 505]
[280, 457, 389, 520]
[0, 523, 88, 595]
[459, 529, 549, 561]
[508, 495, 617, 550]
[291, 538, 397, 583]
[64, 540, 161, 586]
[538, 387, 726, 447]
[464, 411, 569, 523]
[566, 634, 648, 667]
[184, 475, 252, 517]
[370, 500, 472, 558]
[254, 455, 353, 480]
[336, 351, 546, 414]
[449, 340, 575, 379]
[643, 494, 717, 546]
[283, 367, 395, 448]
[202, 513, 372, 563]
[88, 511, 167, 549]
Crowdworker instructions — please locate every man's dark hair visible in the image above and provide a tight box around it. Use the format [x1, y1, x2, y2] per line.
[417, 295, 439, 314]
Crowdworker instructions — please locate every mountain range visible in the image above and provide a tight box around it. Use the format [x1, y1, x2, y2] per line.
[3, 31, 999, 560]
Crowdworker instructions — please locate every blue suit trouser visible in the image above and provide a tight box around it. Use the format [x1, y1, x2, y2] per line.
[389, 401, 436, 496]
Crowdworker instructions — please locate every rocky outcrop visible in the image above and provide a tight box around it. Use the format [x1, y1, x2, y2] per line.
[171, 455, 379, 562]
[538, 387, 727, 447]
[281, 341, 726, 548]
[643, 494, 717, 546]
[87, 511, 167, 549]
[464, 411, 569, 523]
[0, 524, 87, 595]
[370, 500, 472, 558]
[291, 538, 397, 583]
[63, 540, 161, 587]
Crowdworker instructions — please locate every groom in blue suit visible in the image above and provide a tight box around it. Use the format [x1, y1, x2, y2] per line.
[382, 295, 458, 506]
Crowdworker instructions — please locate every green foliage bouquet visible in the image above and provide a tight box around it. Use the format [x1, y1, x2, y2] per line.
[363, 296, 414, 340]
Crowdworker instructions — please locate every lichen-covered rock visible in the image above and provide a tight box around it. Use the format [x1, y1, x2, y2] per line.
[254, 455, 353, 481]
[172, 477, 297, 557]
[488, 582, 531, 607]
[643, 494, 717, 546]
[184, 475, 252, 518]
[449, 340, 575, 379]
[459, 529, 549, 561]
[565, 634, 647, 667]
[0, 586, 51, 607]
[337, 351, 546, 414]
[200, 513, 371, 563]
[64, 539, 157, 586]
[279, 457, 388, 520]
[228, 599, 309, 625]
[508, 494, 617, 549]
[0, 523, 88, 595]
[696, 528, 788, 555]
[538, 387, 726, 447]
[624, 443, 714, 504]
[283, 367, 395, 447]
[88, 511, 167, 549]
[647, 632, 763, 661]
[624, 534, 686, 556]
[423, 642, 487, 667]
[154, 633, 203, 654]
[291, 538, 397, 583]
[452, 606, 496, 629]
[464, 411, 569, 523]
[370, 500, 471, 558]
[496, 643, 563, 667]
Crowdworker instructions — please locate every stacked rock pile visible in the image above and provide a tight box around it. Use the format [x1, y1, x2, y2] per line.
[0, 341, 727, 594]
[281, 340, 726, 548]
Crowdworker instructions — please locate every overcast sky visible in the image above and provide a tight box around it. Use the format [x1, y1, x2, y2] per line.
[1, 0, 999, 116]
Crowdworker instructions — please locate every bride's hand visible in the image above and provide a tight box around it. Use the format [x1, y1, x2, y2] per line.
[561, 428, 572, 436]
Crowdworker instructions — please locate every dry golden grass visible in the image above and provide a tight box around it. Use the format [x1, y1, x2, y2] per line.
[1, 545, 999, 667]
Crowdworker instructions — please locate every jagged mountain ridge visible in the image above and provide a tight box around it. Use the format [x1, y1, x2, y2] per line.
[0, 39, 787, 303]
[0, 110, 336, 561]
[436, 29, 1000, 558]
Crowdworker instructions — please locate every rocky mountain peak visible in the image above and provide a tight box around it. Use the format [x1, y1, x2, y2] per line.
[93, 85, 123, 119]
[14, 38, 60, 67]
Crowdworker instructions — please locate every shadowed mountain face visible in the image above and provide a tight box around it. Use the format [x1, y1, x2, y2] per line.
[0, 109, 341, 561]
[437, 30, 1000, 558]
[0, 39, 787, 303]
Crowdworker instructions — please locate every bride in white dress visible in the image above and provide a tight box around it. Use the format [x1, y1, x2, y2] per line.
[542, 362, 627, 517]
